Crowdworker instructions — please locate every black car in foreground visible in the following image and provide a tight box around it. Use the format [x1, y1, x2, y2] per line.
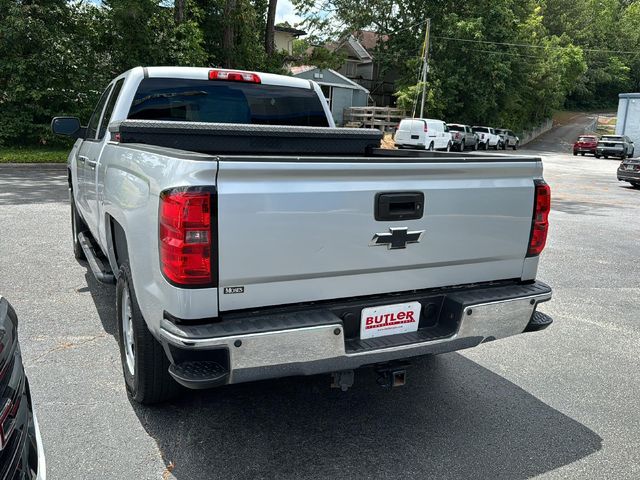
[617, 158, 640, 189]
[0, 297, 46, 480]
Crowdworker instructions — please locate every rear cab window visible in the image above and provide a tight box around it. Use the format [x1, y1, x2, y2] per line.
[128, 78, 330, 127]
[448, 125, 464, 132]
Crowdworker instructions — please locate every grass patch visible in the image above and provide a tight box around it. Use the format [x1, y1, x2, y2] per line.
[0, 146, 69, 163]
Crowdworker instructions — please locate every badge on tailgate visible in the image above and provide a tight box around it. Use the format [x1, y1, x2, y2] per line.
[369, 227, 424, 250]
[360, 302, 421, 340]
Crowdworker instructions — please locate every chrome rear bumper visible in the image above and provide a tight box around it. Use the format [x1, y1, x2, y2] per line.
[159, 282, 552, 385]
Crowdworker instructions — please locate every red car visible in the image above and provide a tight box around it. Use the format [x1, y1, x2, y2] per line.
[573, 135, 598, 156]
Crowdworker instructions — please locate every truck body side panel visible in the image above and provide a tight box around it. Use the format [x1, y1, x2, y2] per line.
[97, 144, 220, 327]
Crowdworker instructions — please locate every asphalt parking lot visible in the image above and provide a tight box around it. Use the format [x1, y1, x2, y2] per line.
[1, 139, 639, 479]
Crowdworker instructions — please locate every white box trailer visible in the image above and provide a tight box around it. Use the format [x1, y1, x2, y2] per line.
[616, 93, 640, 146]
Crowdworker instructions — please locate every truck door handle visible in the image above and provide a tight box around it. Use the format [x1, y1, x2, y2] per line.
[77, 155, 88, 165]
[86, 159, 97, 170]
[375, 192, 424, 221]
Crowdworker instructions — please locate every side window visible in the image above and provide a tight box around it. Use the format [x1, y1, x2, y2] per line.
[443, 123, 449, 132]
[98, 79, 125, 140]
[86, 85, 113, 140]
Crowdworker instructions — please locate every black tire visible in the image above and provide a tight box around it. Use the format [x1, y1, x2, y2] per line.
[595, 154, 601, 159]
[473, 141, 478, 151]
[581, 152, 585, 156]
[604, 155, 609, 159]
[428, 142, 435, 151]
[513, 142, 518, 151]
[620, 153, 626, 160]
[70, 190, 86, 261]
[632, 182, 640, 189]
[573, 151, 578, 156]
[502, 142, 507, 150]
[446, 142, 452, 152]
[458, 142, 465, 152]
[116, 262, 182, 404]
[484, 142, 489, 151]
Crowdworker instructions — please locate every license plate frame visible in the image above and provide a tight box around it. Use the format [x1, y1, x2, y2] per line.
[360, 301, 421, 340]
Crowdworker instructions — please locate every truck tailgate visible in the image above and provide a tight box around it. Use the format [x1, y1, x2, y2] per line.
[216, 157, 540, 311]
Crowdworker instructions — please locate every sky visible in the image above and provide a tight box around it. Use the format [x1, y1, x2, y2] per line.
[276, 0, 303, 27]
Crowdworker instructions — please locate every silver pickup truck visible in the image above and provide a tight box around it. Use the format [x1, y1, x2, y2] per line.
[52, 67, 553, 404]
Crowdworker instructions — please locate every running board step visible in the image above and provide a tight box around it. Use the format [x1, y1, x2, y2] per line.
[524, 311, 553, 332]
[169, 361, 229, 389]
[77, 232, 115, 284]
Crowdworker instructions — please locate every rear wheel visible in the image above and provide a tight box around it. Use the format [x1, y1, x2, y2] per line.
[502, 142, 507, 150]
[116, 262, 182, 404]
[621, 153, 626, 160]
[595, 154, 601, 158]
[70, 191, 86, 261]
[604, 155, 609, 159]
[428, 142, 435, 151]
[473, 141, 478, 151]
[581, 152, 585, 156]
[446, 142, 452, 152]
[458, 142, 465, 152]
[573, 151, 578, 156]
[513, 142, 518, 151]
[632, 182, 640, 189]
[484, 142, 489, 150]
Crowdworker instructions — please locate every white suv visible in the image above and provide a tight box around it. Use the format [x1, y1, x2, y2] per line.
[395, 118, 452, 151]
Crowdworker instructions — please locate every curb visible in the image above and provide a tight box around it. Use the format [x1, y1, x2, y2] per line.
[0, 163, 66, 169]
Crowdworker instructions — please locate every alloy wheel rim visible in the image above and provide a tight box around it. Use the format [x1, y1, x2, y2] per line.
[122, 286, 135, 376]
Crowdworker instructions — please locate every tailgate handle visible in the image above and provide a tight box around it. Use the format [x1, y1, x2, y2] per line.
[375, 192, 424, 221]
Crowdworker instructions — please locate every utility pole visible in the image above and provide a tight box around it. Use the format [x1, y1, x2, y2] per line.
[419, 18, 431, 118]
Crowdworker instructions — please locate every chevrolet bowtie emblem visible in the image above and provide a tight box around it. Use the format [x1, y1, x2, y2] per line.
[369, 227, 425, 250]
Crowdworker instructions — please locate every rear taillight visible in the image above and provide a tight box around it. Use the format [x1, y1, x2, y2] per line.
[423, 124, 428, 132]
[527, 179, 551, 256]
[209, 69, 261, 83]
[159, 188, 214, 286]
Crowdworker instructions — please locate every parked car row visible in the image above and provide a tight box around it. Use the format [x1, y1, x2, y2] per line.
[573, 134, 635, 159]
[394, 118, 519, 152]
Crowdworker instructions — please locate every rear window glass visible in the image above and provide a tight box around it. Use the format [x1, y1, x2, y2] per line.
[447, 125, 464, 131]
[129, 78, 330, 127]
[578, 136, 595, 142]
[399, 120, 418, 130]
[472, 127, 489, 133]
[601, 136, 623, 142]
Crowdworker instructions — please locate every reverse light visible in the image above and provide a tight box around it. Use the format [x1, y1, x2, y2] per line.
[209, 69, 261, 83]
[159, 188, 214, 286]
[527, 179, 551, 256]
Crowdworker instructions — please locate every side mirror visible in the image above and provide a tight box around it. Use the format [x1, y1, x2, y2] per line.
[51, 117, 85, 139]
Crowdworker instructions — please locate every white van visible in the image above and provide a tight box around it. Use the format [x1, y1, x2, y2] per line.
[394, 118, 452, 151]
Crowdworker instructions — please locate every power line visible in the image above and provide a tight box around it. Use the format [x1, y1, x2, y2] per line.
[432, 35, 639, 55]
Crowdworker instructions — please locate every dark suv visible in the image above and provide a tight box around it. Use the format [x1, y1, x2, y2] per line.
[0, 297, 46, 480]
